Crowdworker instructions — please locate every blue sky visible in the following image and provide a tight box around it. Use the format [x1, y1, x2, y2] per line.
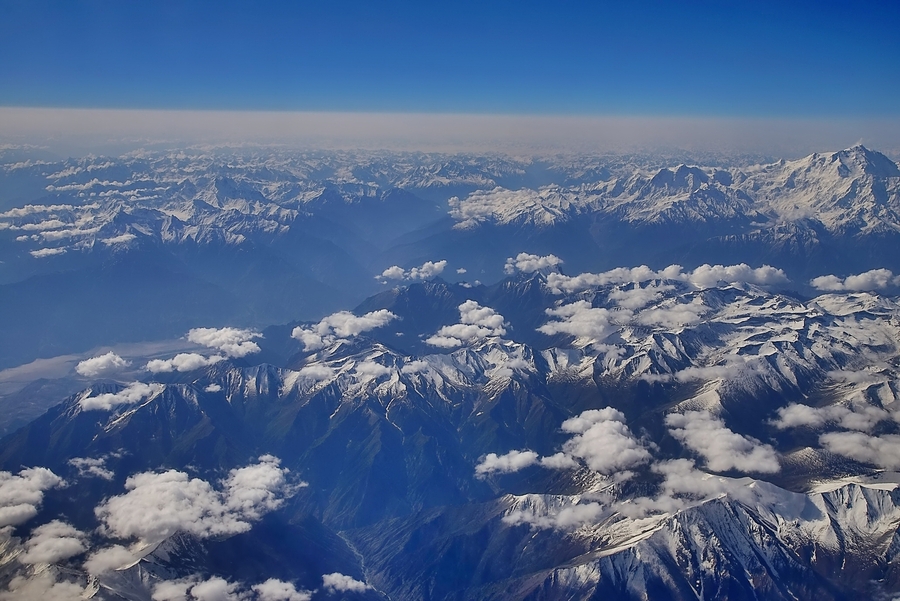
[1, 0, 899, 117]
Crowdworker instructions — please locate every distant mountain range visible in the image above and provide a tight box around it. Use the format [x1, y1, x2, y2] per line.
[1, 146, 900, 599]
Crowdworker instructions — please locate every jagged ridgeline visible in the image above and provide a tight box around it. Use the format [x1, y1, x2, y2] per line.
[0, 146, 900, 599]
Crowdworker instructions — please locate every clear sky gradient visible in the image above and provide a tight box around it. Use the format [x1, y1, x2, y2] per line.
[2, 0, 899, 117]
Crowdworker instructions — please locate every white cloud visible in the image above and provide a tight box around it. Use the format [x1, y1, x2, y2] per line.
[75, 352, 130, 378]
[545, 263, 787, 294]
[503, 501, 605, 530]
[634, 297, 706, 328]
[772, 402, 893, 432]
[205, 383, 223, 393]
[252, 579, 312, 601]
[101, 232, 137, 245]
[818, 432, 900, 469]
[539, 452, 580, 470]
[426, 300, 506, 348]
[93, 455, 302, 556]
[18, 520, 86, 564]
[810, 268, 899, 292]
[504, 252, 563, 274]
[560, 408, 651, 474]
[79, 381, 164, 411]
[0, 467, 64, 528]
[321, 573, 371, 594]
[400, 360, 429, 374]
[187, 327, 262, 358]
[68, 456, 115, 480]
[29, 247, 66, 258]
[297, 364, 335, 382]
[537, 301, 619, 341]
[0, 571, 89, 601]
[475, 450, 539, 476]
[607, 284, 674, 310]
[84, 544, 140, 574]
[665, 411, 780, 473]
[456, 267, 467, 274]
[354, 361, 392, 379]
[291, 310, 397, 351]
[379, 260, 447, 281]
[146, 353, 224, 373]
[189, 577, 244, 601]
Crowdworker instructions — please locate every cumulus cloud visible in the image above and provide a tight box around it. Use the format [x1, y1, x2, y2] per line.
[79, 381, 164, 411]
[354, 361, 392, 379]
[818, 432, 900, 469]
[665, 411, 780, 473]
[146, 353, 224, 373]
[560, 408, 651, 474]
[84, 544, 140, 575]
[75, 352, 130, 378]
[93, 455, 302, 559]
[187, 327, 262, 358]
[545, 263, 787, 294]
[291, 310, 397, 351]
[810, 268, 899, 292]
[29, 247, 66, 258]
[772, 402, 893, 432]
[537, 301, 619, 341]
[0, 570, 89, 601]
[205, 383, 223, 393]
[321, 573, 371, 594]
[68, 456, 115, 480]
[475, 450, 540, 476]
[251, 579, 312, 601]
[400, 360, 429, 374]
[634, 297, 707, 328]
[503, 501, 605, 530]
[378, 259, 447, 281]
[504, 252, 563, 274]
[426, 300, 506, 348]
[607, 284, 674, 310]
[101, 232, 137, 245]
[18, 520, 86, 564]
[456, 267, 467, 274]
[0, 467, 64, 528]
[297, 364, 335, 382]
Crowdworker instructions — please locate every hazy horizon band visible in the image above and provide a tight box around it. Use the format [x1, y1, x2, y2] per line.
[3, 107, 899, 157]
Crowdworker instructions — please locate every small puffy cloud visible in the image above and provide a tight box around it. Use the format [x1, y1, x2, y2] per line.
[18, 520, 86, 564]
[84, 544, 140, 575]
[456, 267, 467, 274]
[0, 467, 64, 527]
[205, 383, 223, 393]
[29, 247, 66, 258]
[76, 352, 130, 378]
[400, 360, 429, 374]
[504, 252, 563, 274]
[539, 452, 580, 470]
[321, 573, 371, 594]
[0, 571, 89, 601]
[772, 403, 892, 432]
[537, 301, 618, 341]
[545, 263, 787, 294]
[504, 501, 604, 531]
[297, 364, 335, 382]
[819, 432, 900, 469]
[146, 353, 224, 373]
[79, 381, 164, 411]
[93, 455, 302, 553]
[252, 579, 312, 601]
[354, 361, 392, 379]
[608, 284, 673, 310]
[291, 310, 397, 351]
[189, 577, 243, 601]
[68, 456, 115, 480]
[810, 268, 899, 292]
[379, 260, 447, 281]
[634, 297, 706, 328]
[475, 450, 539, 476]
[188, 327, 262, 358]
[560, 408, 651, 474]
[426, 300, 506, 348]
[101, 232, 137, 245]
[665, 411, 780, 473]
